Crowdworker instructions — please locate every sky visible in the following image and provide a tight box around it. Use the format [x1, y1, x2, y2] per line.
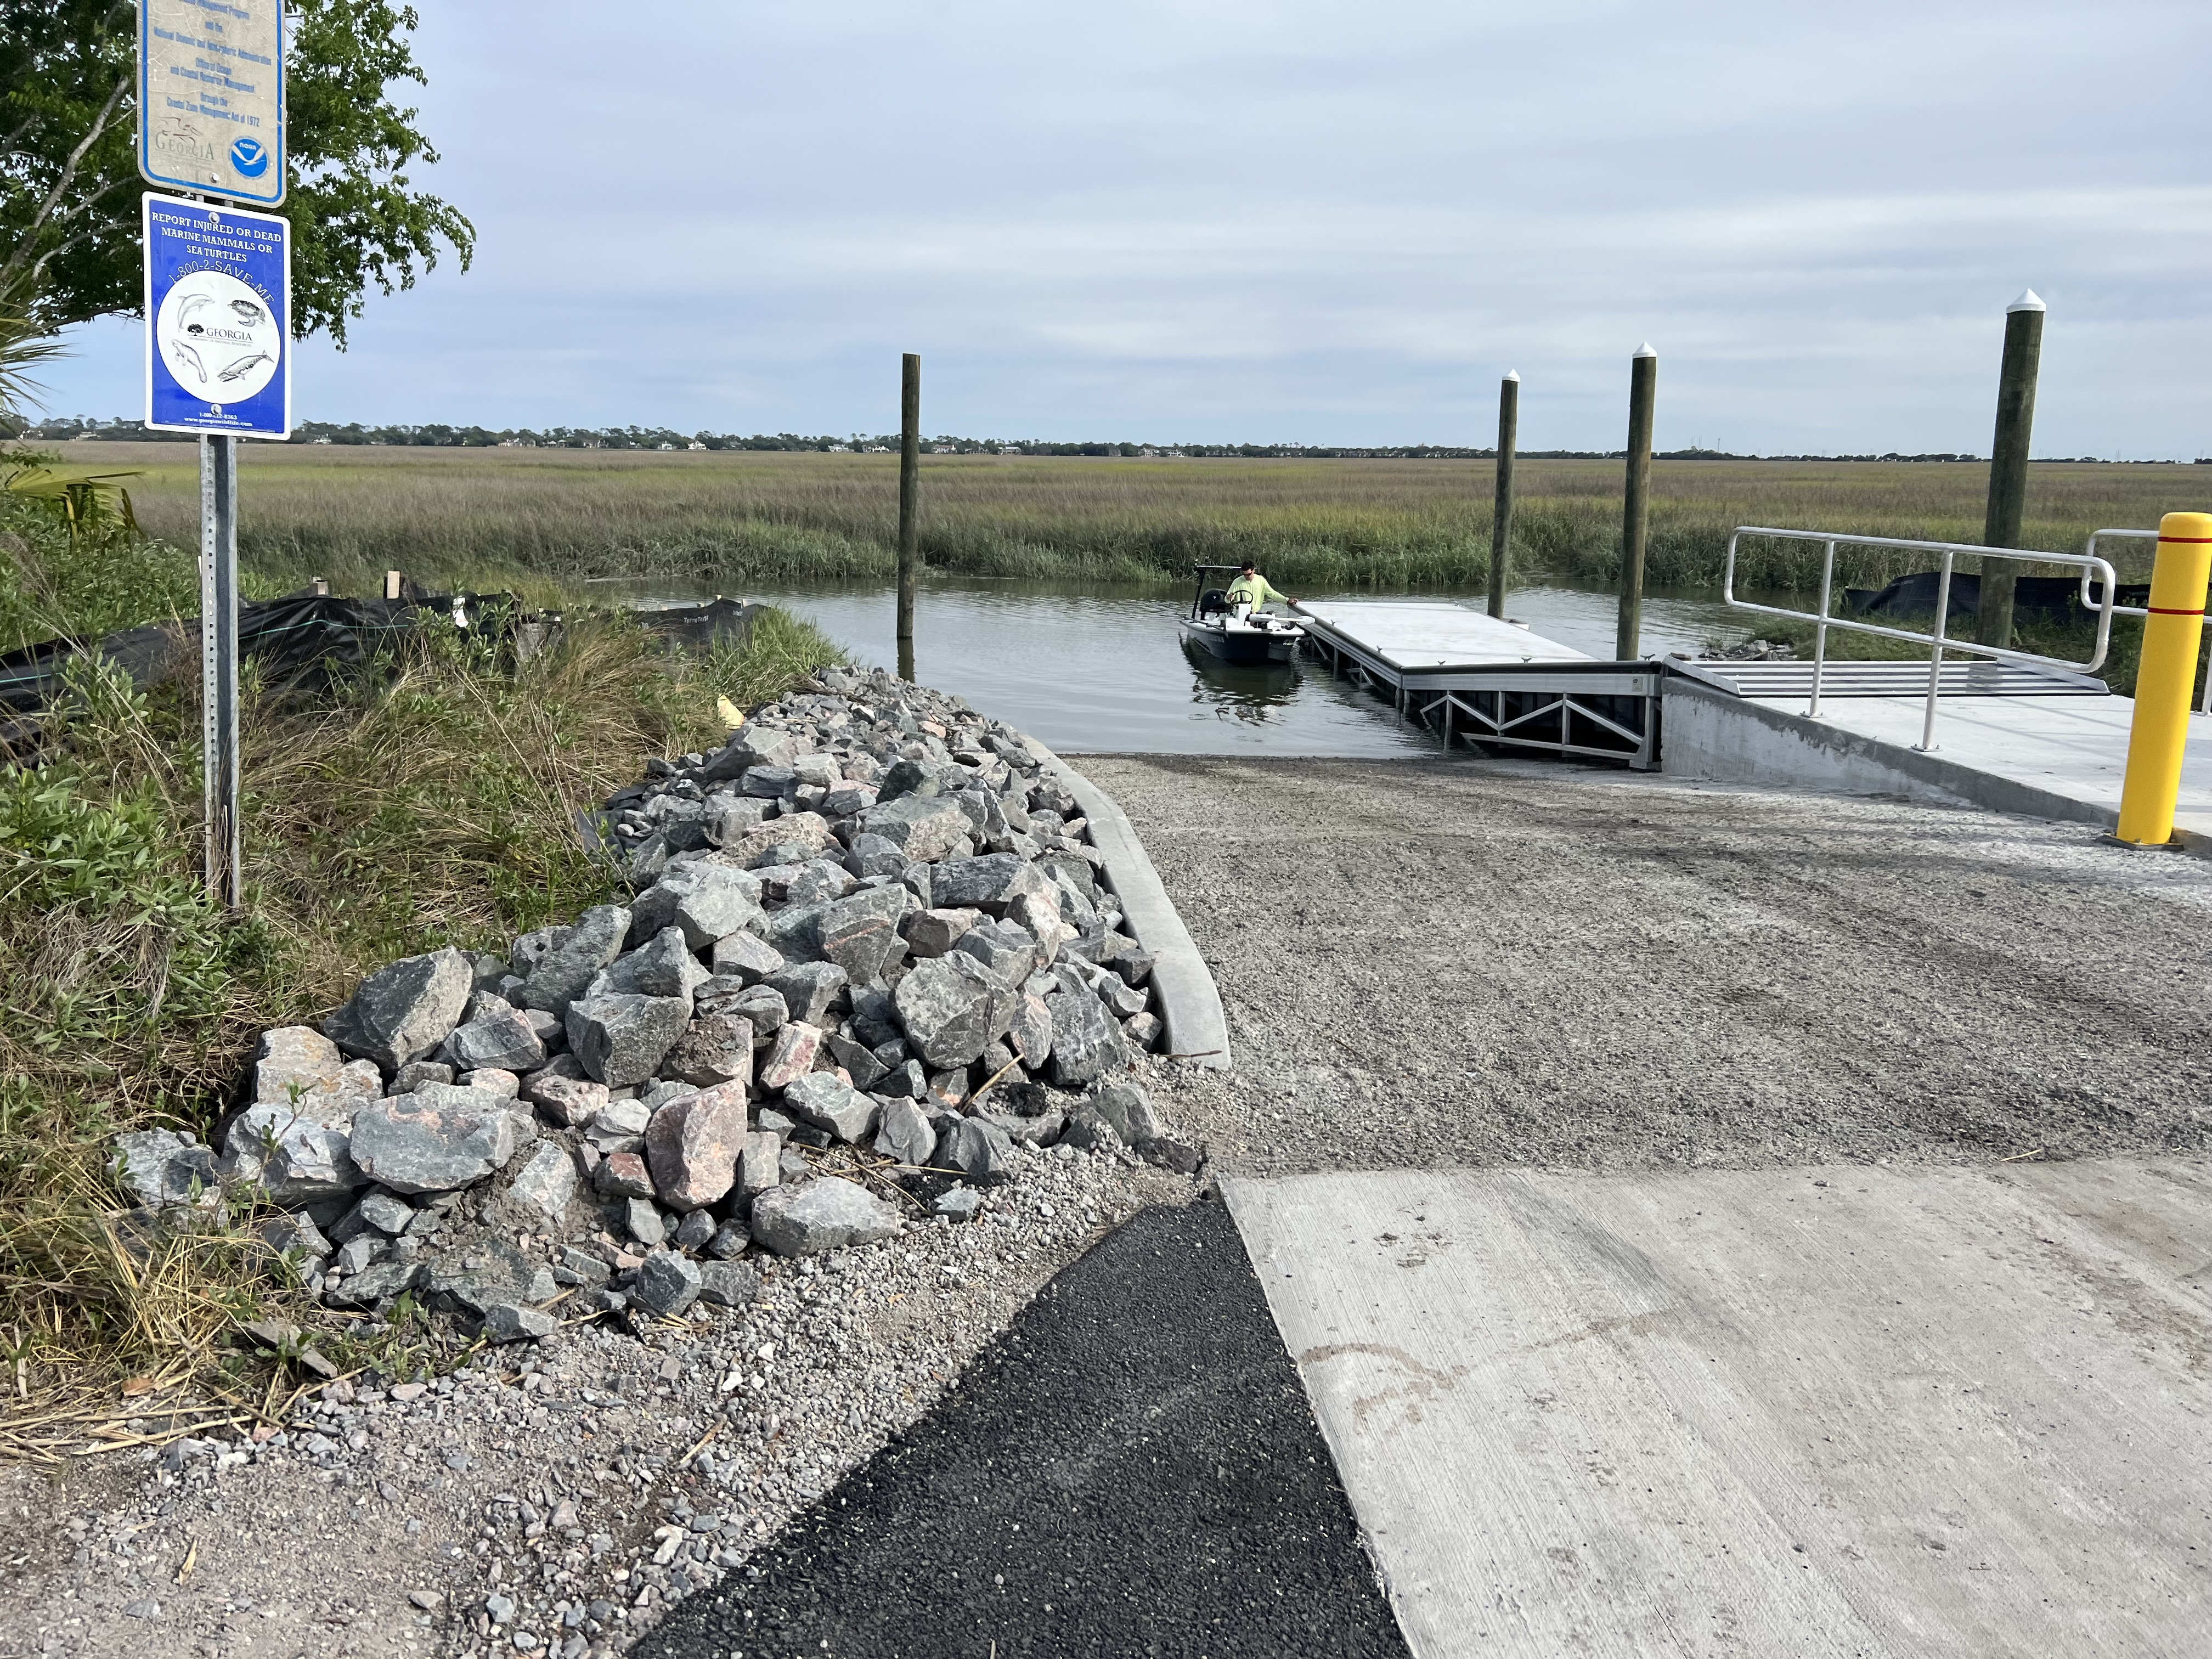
[41, 0, 2212, 454]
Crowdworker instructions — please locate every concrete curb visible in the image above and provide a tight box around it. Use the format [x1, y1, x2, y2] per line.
[1024, 738, 1234, 1070]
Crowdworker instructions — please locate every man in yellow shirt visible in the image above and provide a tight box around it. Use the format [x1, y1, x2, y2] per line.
[1225, 561, 1296, 616]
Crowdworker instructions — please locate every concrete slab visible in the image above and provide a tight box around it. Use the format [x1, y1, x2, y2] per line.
[1664, 676, 2212, 846]
[1226, 1160, 2212, 1659]
[1297, 601, 1591, 669]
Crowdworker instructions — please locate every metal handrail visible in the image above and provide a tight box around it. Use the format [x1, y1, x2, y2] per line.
[1722, 526, 2120, 752]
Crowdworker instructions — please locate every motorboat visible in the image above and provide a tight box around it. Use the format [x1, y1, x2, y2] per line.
[1178, 564, 1305, 664]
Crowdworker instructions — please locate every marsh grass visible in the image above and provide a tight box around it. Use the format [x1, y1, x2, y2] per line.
[0, 493, 842, 1447]
[42, 442, 2210, 600]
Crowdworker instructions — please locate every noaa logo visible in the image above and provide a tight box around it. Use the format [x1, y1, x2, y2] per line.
[229, 138, 270, 179]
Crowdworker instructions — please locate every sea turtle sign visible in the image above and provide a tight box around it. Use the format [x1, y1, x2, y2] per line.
[143, 195, 291, 438]
[138, 0, 286, 206]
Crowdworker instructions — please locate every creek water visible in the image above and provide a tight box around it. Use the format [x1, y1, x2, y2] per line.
[634, 578, 1759, 757]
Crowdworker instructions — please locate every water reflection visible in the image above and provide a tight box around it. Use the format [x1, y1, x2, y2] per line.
[1182, 641, 1302, 721]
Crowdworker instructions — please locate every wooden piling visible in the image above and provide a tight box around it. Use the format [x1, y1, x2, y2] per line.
[897, 353, 921, 681]
[1978, 291, 2044, 651]
[1488, 372, 1519, 619]
[1615, 345, 1657, 661]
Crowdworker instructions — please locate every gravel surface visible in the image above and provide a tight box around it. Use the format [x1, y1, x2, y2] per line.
[1077, 753, 2212, 1176]
[636, 1199, 1407, 1659]
[0, 1145, 1195, 1659]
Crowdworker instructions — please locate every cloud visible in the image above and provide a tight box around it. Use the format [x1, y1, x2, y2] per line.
[35, 0, 2212, 454]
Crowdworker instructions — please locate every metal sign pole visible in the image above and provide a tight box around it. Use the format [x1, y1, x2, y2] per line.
[199, 434, 241, 906]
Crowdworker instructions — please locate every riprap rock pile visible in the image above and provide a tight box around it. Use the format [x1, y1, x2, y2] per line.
[113, 665, 1189, 1349]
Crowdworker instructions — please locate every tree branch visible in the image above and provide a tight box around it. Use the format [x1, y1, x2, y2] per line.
[0, 68, 132, 298]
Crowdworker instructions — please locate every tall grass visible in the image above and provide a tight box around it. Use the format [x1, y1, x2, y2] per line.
[0, 490, 842, 1442]
[37, 442, 2210, 599]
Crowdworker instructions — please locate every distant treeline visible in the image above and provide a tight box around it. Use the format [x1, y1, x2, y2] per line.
[13, 415, 2206, 465]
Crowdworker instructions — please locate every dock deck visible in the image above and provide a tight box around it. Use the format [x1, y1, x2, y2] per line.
[1294, 601, 1660, 768]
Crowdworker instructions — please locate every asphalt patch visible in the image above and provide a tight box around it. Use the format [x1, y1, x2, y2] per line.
[636, 1198, 1408, 1659]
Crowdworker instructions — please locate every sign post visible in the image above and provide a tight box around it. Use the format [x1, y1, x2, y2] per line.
[139, 0, 288, 909]
[141, 195, 290, 907]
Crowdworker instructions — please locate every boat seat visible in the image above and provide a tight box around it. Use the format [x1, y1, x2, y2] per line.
[1198, 589, 1230, 618]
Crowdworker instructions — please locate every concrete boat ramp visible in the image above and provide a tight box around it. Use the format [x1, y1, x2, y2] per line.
[1229, 1160, 2212, 1658]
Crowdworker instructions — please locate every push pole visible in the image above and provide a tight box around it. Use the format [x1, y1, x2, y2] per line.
[1978, 290, 2045, 651]
[1488, 371, 1519, 619]
[1615, 344, 1657, 661]
[199, 433, 241, 907]
[2113, 511, 2212, 847]
[896, 353, 921, 682]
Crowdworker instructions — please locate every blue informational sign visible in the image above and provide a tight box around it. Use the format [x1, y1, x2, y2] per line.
[143, 194, 291, 439]
[138, 0, 286, 206]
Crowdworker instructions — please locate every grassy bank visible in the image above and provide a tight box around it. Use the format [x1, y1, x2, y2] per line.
[26, 443, 2210, 599]
[0, 481, 841, 1450]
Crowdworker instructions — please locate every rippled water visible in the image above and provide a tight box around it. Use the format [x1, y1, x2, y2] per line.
[635, 578, 1758, 757]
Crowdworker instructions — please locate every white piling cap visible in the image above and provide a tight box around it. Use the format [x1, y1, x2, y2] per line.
[1633, 342, 1657, 359]
[2007, 289, 2046, 313]
[1503, 370, 1520, 382]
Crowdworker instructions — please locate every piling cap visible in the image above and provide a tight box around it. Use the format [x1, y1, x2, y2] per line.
[1503, 370, 1520, 382]
[1633, 342, 1657, 359]
[2007, 289, 2046, 314]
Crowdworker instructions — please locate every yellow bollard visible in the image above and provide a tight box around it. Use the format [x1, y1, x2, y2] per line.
[2114, 510, 2212, 845]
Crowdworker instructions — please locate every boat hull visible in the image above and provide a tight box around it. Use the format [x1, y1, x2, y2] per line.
[1181, 619, 1301, 664]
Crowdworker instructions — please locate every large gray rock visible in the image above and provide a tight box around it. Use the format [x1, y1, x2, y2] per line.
[324, 948, 473, 1070]
[506, 1142, 579, 1228]
[253, 1026, 380, 1107]
[323, 1260, 425, 1310]
[929, 854, 1049, 918]
[894, 953, 1019, 1069]
[428, 1240, 555, 1313]
[781, 1074, 880, 1144]
[957, 918, 1037, 985]
[111, 1130, 218, 1209]
[630, 864, 762, 951]
[643, 1080, 748, 1211]
[737, 1130, 781, 1200]
[442, 1007, 547, 1075]
[481, 1302, 557, 1342]
[858, 794, 972, 862]
[348, 1091, 518, 1195]
[900, 906, 981, 960]
[707, 930, 783, 984]
[818, 885, 916, 982]
[565, 994, 690, 1088]
[1047, 990, 1126, 1088]
[719, 811, 837, 871]
[757, 1020, 822, 1089]
[696, 1260, 760, 1308]
[1090, 1080, 1165, 1144]
[522, 1068, 607, 1128]
[766, 961, 849, 1028]
[762, 901, 830, 963]
[700, 726, 798, 783]
[935, 1115, 1016, 1185]
[217, 1101, 366, 1206]
[872, 1097, 937, 1167]
[748, 1177, 904, 1257]
[663, 1011, 754, 1088]
[516, 906, 631, 1017]
[588, 926, 709, 1003]
[823, 1030, 889, 1091]
[630, 1249, 703, 1316]
[1009, 991, 1053, 1070]
[702, 980, 786, 1037]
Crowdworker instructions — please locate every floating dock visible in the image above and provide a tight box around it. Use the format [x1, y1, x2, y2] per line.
[1294, 601, 1661, 768]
